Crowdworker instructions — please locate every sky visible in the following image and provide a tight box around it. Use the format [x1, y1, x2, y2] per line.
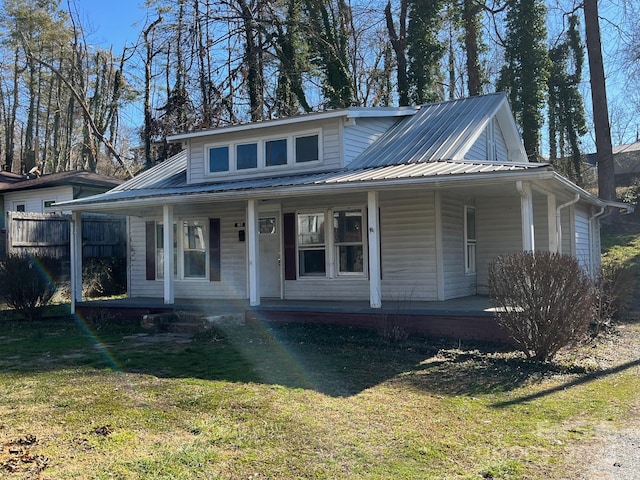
[75, 0, 146, 52]
[72, 0, 638, 150]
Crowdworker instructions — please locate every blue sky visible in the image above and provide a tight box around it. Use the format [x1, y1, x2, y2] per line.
[75, 0, 146, 51]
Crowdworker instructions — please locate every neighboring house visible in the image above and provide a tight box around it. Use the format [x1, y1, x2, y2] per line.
[586, 141, 640, 186]
[0, 170, 123, 256]
[59, 93, 629, 313]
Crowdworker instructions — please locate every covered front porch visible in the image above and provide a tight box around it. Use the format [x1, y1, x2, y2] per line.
[74, 295, 512, 344]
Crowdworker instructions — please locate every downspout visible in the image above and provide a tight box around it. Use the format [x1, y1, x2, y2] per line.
[555, 194, 580, 254]
[588, 206, 608, 275]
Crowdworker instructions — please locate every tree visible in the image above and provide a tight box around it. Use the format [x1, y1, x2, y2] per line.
[584, 0, 616, 201]
[548, 14, 587, 184]
[385, 0, 409, 106]
[498, 0, 550, 162]
[461, 0, 484, 96]
[406, 0, 446, 104]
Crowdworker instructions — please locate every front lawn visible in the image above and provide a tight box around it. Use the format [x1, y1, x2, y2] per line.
[1, 312, 638, 479]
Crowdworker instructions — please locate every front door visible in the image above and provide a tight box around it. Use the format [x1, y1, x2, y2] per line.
[258, 212, 281, 298]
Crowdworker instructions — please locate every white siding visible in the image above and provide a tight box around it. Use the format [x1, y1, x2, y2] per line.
[343, 117, 399, 166]
[4, 186, 74, 214]
[440, 193, 476, 299]
[560, 208, 572, 255]
[282, 193, 370, 301]
[129, 207, 247, 300]
[466, 118, 509, 162]
[533, 193, 550, 252]
[187, 118, 343, 184]
[475, 196, 522, 293]
[574, 205, 591, 271]
[379, 190, 438, 301]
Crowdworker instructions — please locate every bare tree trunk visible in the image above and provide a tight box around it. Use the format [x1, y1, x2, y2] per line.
[385, 0, 409, 106]
[584, 0, 615, 201]
[143, 17, 163, 170]
[463, 0, 482, 96]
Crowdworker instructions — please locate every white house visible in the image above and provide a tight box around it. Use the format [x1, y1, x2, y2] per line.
[59, 93, 630, 315]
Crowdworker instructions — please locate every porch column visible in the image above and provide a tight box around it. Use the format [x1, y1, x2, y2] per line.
[163, 204, 174, 304]
[517, 181, 535, 251]
[70, 211, 83, 314]
[367, 191, 382, 308]
[547, 193, 558, 253]
[247, 199, 260, 306]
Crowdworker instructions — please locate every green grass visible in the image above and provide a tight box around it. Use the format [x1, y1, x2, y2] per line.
[0, 232, 638, 479]
[1, 314, 638, 479]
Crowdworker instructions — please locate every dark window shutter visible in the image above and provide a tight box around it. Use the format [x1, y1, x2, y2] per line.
[145, 221, 156, 280]
[283, 213, 296, 280]
[209, 218, 221, 281]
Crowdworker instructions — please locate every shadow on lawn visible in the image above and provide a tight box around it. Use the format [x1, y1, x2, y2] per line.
[0, 317, 563, 398]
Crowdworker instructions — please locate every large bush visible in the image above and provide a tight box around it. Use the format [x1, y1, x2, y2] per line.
[0, 254, 62, 321]
[488, 251, 593, 362]
[83, 257, 126, 298]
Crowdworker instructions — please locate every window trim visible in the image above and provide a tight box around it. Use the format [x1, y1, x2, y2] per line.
[155, 217, 209, 281]
[464, 206, 476, 275]
[294, 206, 367, 279]
[43, 199, 56, 210]
[204, 128, 322, 176]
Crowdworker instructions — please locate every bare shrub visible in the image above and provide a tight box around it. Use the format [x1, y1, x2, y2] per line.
[83, 258, 126, 298]
[488, 251, 593, 362]
[0, 254, 62, 321]
[592, 260, 635, 335]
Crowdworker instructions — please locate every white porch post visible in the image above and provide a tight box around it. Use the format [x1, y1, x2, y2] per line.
[367, 191, 382, 308]
[517, 181, 535, 251]
[70, 211, 83, 314]
[547, 193, 558, 253]
[247, 199, 260, 306]
[163, 204, 175, 304]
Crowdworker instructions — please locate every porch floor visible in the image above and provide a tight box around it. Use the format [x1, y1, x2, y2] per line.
[76, 295, 496, 317]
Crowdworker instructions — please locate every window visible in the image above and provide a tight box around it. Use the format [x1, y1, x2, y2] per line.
[297, 212, 325, 276]
[295, 134, 319, 163]
[156, 223, 177, 279]
[43, 200, 56, 210]
[183, 220, 207, 278]
[209, 146, 229, 172]
[156, 220, 207, 279]
[333, 210, 364, 274]
[237, 143, 257, 170]
[464, 206, 476, 274]
[265, 139, 287, 166]
[14, 203, 25, 212]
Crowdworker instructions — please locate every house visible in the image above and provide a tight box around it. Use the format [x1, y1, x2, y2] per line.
[0, 170, 123, 256]
[59, 93, 630, 327]
[586, 141, 640, 186]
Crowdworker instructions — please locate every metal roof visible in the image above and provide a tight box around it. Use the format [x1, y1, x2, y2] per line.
[113, 150, 187, 191]
[349, 93, 509, 169]
[61, 160, 549, 207]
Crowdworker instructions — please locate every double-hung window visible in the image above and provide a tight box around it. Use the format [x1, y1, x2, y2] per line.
[156, 219, 207, 279]
[297, 212, 326, 276]
[333, 210, 364, 274]
[464, 206, 476, 274]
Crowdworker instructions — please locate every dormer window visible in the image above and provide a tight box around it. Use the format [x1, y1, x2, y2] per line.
[295, 134, 319, 163]
[206, 129, 322, 176]
[209, 146, 230, 172]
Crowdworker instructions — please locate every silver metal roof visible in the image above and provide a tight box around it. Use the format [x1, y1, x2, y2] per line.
[349, 93, 508, 169]
[61, 160, 549, 207]
[113, 150, 187, 192]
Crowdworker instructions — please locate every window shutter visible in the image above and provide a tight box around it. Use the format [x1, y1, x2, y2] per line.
[145, 221, 156, 281]
[209, 218, 221, 281]
[283, 213, 296, 280]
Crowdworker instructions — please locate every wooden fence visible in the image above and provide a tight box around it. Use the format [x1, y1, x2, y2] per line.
[5, 212, 126, 262]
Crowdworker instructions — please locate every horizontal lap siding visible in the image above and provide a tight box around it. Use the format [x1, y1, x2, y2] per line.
[440, 193, 476, 299]
[129, 208, 247, 300]
[475, 197, 522, 293]
[343, 118, 399, 166]
[188, 119, 343, 184]
[466, 130, 487, 161]
[5, 186, 73, 213]
[574, 206, 591, 271]
[282, 192, 369, 301]
[533, 194, 550, 251]
[494, 124, 509, 161]
[380, 191, 437, 301]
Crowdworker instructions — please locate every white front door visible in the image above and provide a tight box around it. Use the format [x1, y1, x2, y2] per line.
[258, 212, 281, 298]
